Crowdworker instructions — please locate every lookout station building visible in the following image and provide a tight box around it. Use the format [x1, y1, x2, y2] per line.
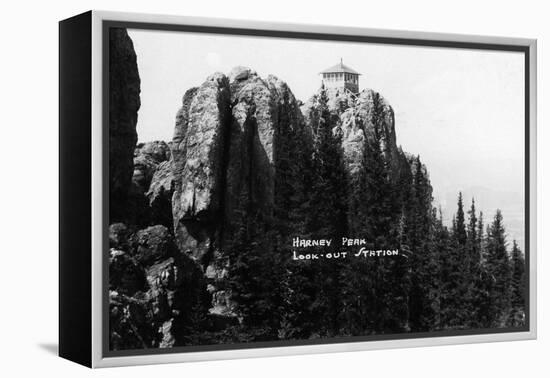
[320, 59, 361, 94]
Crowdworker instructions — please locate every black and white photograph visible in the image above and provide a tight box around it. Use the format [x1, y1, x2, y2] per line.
[107, 24, 529, 354]
[4, 0, 550, 375]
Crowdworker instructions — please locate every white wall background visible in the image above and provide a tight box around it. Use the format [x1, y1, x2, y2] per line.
[0, 0, 547, 376]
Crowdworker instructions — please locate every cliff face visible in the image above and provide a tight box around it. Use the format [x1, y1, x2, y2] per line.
[224, 68, 307, 232]
[109, 28, 141, 223]
[109, 48, 425, 348]
[302, 87, 408, 178]
[171, 73, 231, 261]
[170, 67, 307, 259]
[169, 66, 308, 320]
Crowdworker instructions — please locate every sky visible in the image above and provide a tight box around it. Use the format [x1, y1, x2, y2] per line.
[127, 28, 525, 247]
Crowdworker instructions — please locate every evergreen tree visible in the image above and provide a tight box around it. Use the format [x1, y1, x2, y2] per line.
[485, 210, 512, 327]
[455, 192, 467, 246]
[477, 211, 485, 253]
[277, 92, 319, 339]
[219, 85, 525, 342]
[355, 94, 407, 333]
[441, 192, 471, 329]
[224, 191, 284, 340]
[304, 85, 348, 336]
[508, 240, 526, 326]
[468, 209, 491, 328]
[341, 132, 373, 335]
[467, 199, 478, 268]
[430, 208, 454, 330]
[407, 156, 437, 332]
[463, 199, 484, 327]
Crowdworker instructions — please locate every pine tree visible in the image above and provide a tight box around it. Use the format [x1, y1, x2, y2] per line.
[341, 131, 372, 335]
[441, 192, 471, 329]
[468, 209, 491, 328]
[407, 156, 438, 332]
[508, 240, 526, 327]
[224, 200, 276, 340]
[477, 211, 485, 253]
[303, 85, 348, 336]
[467, 199, 478, 268]
[277, 91, 319, 339]
[462, 199, 482, 327]
[455, 192, 467, 246]
[430, 208, 454, 330]
[360, 95, 403, 333]
[485, 210, 512, 327]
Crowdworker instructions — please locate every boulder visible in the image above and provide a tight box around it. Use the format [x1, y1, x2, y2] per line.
[228, 66, 257, 82]
[135, 140, 171, 163]
[109, 291, 155, 350]
[133, 141, 171, 194]
[158, 319, 176, 348]
[144, 252, 209, 345]
[109, 222, 130, 250]
[109, 222, 210, 349]
[130, 225, 177, 266]
[109, 249, 147, 296]
[132, 154, 157, 194]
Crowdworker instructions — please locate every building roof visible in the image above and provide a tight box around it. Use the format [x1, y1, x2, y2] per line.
[319, 60, 361, 75]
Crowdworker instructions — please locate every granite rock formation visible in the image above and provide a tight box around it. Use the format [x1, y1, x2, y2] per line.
[302, 87, 410, 179]
[170, 67, 306, 260]
[109, 224, 208, 350]
[147, 160, 175, 228]
[108, 39, 429, 347]
[132, 141, 170, 193]
[170, 73, 231, 262]
[168, 67, 308, 322]
[109, 28, 141, 223]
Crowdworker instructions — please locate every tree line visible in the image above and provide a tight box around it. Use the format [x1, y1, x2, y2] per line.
[207, 86, 527, 343]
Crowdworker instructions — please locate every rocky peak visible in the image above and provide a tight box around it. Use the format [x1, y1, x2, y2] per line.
[170, 70, 231, 261]
[228, 66, 257, 83]
[170, 66, 308, 265]
[302, 86, 406, 177]
[167, 66, 309, 322]
[109, 54, 432, 346]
